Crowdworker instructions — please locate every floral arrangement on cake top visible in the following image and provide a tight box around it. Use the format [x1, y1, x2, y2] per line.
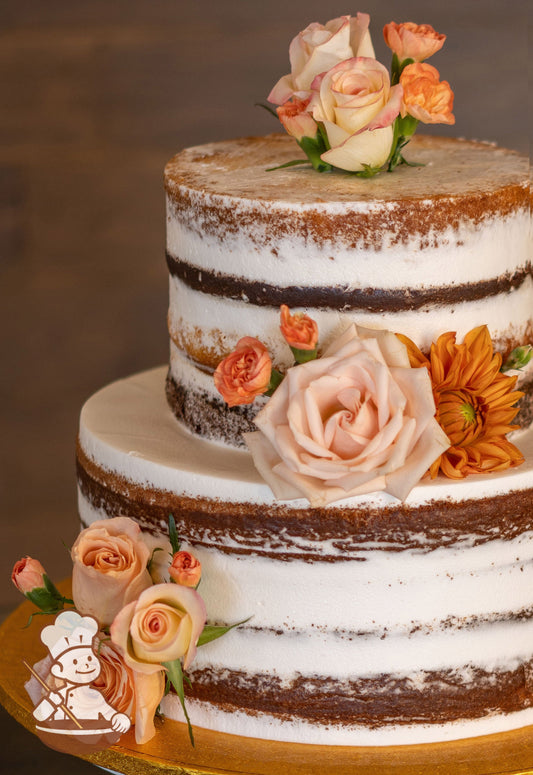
[12, 516, 244, 747]
[266, 13, 454, 175]
[214, 307, 528, 506]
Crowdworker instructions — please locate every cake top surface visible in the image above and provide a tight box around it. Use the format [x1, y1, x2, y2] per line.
[165, 134, 528, 207]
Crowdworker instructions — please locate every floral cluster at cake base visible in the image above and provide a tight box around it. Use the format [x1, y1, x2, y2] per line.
[12, 517, 243, 747]
[267, 13, 454, 175]
[214, 306, 528, 506]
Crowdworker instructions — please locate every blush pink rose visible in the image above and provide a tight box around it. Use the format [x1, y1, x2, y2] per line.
[214, 336, 272, 407]
[309, 57, 403, 172]
[169, 550, 202, 588]
[383, 22, 446, 63]
[110, 583, 207, 674]
[12, 557, 46, 594]
[71, 517, 153, 628]
[269, 13, 375, 105]
[244, 325, 450, 507]
[400, 63, 455, 125]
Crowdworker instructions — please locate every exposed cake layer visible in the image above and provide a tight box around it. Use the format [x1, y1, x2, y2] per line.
[164, 134, 531, 444]
[76, 367, 533, 745]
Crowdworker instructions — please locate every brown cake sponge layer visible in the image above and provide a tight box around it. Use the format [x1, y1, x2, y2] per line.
[184, 661, 533, 727]
[76, 443, 533, 561]
[166, 251, 533, 313]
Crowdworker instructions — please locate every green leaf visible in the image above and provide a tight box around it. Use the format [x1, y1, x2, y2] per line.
[265, 369, 284, 396]
[163, 659, 195, 747]
[266, 159, 311, 171]
[502, 345, 533, 372]
[168, 514, 181, 555]
[298, 132, 332, 172]
[390, 53, 401, 85]
[148, 546, 164, 574]
[23, 609, 66, 629]
[354, 163, 383, 179]
[197, 617, 252, 648]
[387, 115, 421, 172]
[254, 102, 279, 119]
[25, 575, 70, 613]
[391, 54, 416, 85]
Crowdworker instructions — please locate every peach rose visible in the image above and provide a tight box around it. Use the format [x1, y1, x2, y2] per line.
[400, 63, 455, 124]
[276, 97, 318, 141]
[12, 557, 46, 595]
[244, 324, 450, 507]
[169, 551, 202, 588]
[280, 305, 318, 351]
[269, 13, 375, 105]
[110, 583, 207, 674]
[310, 57, 403, 172]
[383, 22, 446, 63]
[93, 638, 136, 718]
[214, 336, 272, 407]
[71, 517, 153, 628]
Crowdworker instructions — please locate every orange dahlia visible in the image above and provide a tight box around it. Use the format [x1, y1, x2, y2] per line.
[397, 326, 524, 479]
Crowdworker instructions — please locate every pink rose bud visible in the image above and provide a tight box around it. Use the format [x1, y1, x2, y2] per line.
[383, 21, 446, 63]
[276, 97, 318, 141]
[280, 304, 319, 351]
[214, 337, 272, 407]
[12, 556, 46, 594]
[169, 550, 202, 588]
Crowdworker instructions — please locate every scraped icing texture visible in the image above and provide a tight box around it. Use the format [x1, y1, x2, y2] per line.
[164, 134, 532, 445]
[76, 368, 533, 744]
[75, 133, 533, 746]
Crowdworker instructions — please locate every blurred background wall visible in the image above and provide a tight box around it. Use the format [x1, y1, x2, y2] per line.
[0, 0, 529, 771]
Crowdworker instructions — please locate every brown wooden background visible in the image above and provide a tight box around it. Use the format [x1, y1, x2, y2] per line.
[0, 0, 529, 772]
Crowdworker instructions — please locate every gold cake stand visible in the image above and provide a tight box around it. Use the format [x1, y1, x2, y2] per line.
[1, 590, 532, 775]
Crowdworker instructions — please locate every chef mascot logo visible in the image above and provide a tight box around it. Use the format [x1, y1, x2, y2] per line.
[27, 610, 131, 754]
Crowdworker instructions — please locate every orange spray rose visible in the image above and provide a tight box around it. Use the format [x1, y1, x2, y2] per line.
[12, 557, 47, 594]
[383, 22, 446, 63]
[169, 551, 202, 588]
[214, 337, 272, 407]
[280, 304, 319, 351]
[400, 63, 455, 124]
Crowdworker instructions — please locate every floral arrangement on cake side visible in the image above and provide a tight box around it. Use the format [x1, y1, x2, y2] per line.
[266, 13, 455, 175]
[12, 516, 244, 746]
[214, 306, 529, 506]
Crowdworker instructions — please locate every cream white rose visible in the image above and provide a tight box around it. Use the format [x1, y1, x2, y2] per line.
[245, 325, 449, 507]
[268, 13, 375, 105]
[310, 57, 403, 171]
[110, 583, 207, 674]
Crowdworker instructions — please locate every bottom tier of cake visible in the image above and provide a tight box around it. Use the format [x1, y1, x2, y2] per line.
[76, 367, 533, 746]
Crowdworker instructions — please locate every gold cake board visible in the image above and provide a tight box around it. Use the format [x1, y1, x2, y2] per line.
[1, 590, 532, 775]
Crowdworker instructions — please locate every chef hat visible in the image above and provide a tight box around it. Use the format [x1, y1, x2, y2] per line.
[41, 610, 99, 660]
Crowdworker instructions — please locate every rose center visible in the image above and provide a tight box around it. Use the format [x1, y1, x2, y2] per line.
[324, 387, 379, 458]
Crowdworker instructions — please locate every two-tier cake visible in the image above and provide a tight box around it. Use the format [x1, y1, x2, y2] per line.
[76, 128, 533, 745]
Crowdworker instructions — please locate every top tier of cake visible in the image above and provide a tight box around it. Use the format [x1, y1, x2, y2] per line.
[164, 133, 531, 446]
